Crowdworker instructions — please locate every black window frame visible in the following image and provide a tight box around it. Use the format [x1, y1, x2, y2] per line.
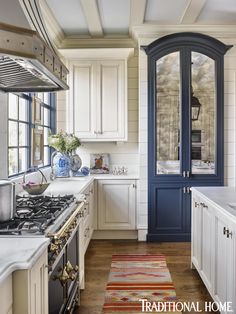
[8, 92, 56, 178]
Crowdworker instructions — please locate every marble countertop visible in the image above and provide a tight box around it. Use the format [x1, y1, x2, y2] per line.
[0, 173, 139, 284]
[191, 186, 236, 221]
[0, 237, 49, 283]
[44, 173, 139, 197]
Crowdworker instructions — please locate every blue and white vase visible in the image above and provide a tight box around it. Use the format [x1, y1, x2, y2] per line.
[52, 151, 70, 178]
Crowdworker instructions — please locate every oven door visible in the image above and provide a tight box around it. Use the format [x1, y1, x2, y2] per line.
[49, 254, 66, 314]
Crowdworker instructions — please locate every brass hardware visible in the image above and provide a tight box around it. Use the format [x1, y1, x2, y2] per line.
[223, 227, 227, 235]
[66, 261, 74, 273]
[52, 267, 70, 286]
[200, 202, 208, 209]
[195, 202, 200, 207]
[47, 202, 84, 239]
[65, 261, 79, 281]
[49, 243, 59, 254]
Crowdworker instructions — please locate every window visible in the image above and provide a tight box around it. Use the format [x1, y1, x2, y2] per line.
[8, 92, 56, 176]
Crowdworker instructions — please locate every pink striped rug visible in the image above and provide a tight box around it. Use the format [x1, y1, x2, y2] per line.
[103, 254, 177, 313]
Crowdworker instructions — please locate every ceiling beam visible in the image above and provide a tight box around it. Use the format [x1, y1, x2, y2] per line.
[80, 0, 103, 37]
[129, 0, 147, 36]
[180, 0, 207, 24]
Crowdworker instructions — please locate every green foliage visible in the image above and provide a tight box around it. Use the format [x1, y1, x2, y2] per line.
[48, 131, 81, 154]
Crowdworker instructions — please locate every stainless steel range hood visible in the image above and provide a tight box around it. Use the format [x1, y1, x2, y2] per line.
[0, 22, 69, 92]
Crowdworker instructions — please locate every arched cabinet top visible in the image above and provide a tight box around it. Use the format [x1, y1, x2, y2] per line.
[141, 32, 233, 57]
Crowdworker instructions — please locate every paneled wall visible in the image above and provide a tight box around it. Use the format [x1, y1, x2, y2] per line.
[57, 50, 139, 174]
[138, 31, 236, 236]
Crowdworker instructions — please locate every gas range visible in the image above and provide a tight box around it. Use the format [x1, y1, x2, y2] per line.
[0, 194, 77, 235]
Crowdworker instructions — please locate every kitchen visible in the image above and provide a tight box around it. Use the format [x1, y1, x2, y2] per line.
[0, 0, 236, 313]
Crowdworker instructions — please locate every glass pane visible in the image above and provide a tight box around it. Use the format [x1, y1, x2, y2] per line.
[156, 52, 181, 174]
[44, 108, 50, 126]
[37, 93, 43, 101]
[8, 121, 18, 146]
[43, 93, 50, 105]
[44, 146, 50, 166]
[19, 148, 28, 172]
[44, 127, 49, 145]
[8, 148, 18, 175]
[19, 97, 28, 121]
[191, 52, 215, 174]
[9, 94, 18, 119]
[19, 123, 27, 146]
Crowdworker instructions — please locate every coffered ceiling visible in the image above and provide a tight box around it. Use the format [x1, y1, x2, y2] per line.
[46, 0, 236, 39]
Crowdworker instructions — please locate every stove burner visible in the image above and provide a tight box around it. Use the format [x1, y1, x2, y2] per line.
[0, 194, 75, 235]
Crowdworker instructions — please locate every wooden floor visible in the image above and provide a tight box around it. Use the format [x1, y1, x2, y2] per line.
[76, 240, 217, 314]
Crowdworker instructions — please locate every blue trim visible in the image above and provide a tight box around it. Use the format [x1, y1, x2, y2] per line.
[144, 32, 232, 242]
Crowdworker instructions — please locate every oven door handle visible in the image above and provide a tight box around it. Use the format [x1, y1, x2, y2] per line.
[66, 281, 79, 313]
[47, 201, 84, 239]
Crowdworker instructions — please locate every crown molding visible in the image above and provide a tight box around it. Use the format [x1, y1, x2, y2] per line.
[132, 24, 236, 41]
[59, 36, 136, 49]
[59, 47, 134, 60]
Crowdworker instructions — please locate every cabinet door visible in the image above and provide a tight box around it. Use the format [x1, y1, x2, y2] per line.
[200, 201, 213, 292]
[73, 61, 97, 139]
[214, 215, 228, 310]
[214, 214, 236, 314]
[98, 180, 136, 230]
[191, 195, 202, 270]
[96, 60, 126, 140]
[30, 251, 48, 314]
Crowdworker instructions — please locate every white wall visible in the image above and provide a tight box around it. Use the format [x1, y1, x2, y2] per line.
[56, 50, 139, 175]
[137, 29, 236, 236]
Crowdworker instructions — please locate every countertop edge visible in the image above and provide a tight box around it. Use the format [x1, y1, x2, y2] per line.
[0, 238, 49, 284]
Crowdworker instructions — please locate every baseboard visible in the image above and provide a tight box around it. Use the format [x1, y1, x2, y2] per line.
[92, 230, 138, 239]
[147, 233, 191, 242]
[138, 229, 147, 241]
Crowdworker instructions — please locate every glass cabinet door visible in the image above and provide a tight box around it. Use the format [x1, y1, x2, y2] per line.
[156, 52, 181, 175]
[191, 52, 216, 175]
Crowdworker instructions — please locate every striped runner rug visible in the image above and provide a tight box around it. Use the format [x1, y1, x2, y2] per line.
[102, 254, 177, 313]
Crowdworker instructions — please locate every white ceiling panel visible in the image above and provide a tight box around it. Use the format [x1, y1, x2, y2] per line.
[97, 0, 130, 34]
[46, 0, 89, 35]
[145, 0, 189, 23]
[197, 0, 236, 23]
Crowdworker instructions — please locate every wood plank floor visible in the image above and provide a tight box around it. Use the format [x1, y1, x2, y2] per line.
[76, 240, 217, 314]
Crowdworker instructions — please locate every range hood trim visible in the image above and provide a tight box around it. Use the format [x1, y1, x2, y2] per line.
[0, 22, 69, 92]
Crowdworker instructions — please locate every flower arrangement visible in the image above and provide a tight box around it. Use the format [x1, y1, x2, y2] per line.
[48, 131, 81, 154]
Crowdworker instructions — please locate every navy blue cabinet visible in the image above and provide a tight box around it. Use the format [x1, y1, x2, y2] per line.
[143, 33, 232, 242]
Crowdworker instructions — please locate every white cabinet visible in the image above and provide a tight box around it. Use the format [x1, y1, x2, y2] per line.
[191, 190, 236, 314]
[78, 181, 94, 289]
[98, 180, 136, 230]
[0, 275, 13, 314]
[63, 48, 134, 141]
[213, 211, 235, 313]
[13, 250, 48, 314]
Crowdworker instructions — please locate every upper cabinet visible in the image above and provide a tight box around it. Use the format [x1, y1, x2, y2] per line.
[60, 48, 134, 141]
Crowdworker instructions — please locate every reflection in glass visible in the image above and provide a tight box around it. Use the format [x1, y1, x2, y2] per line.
[19, 98, 28, 121]
[156, 52, 181, 174]
[8, 148, 18, 175]
[9, 94, 18, 120]
[19, 148, 28, 173]
[191, 52, 215, 174]
[8, 121, 18, 146]
[19, 123, 27, 146]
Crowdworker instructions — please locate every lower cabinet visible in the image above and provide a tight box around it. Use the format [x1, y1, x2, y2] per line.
[97, 180, 136, 230]
[0, 275, 13, 314]
[192, 190, 236, 314]
[13, 250, 48, 314]
[78, 181, 94, 289]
